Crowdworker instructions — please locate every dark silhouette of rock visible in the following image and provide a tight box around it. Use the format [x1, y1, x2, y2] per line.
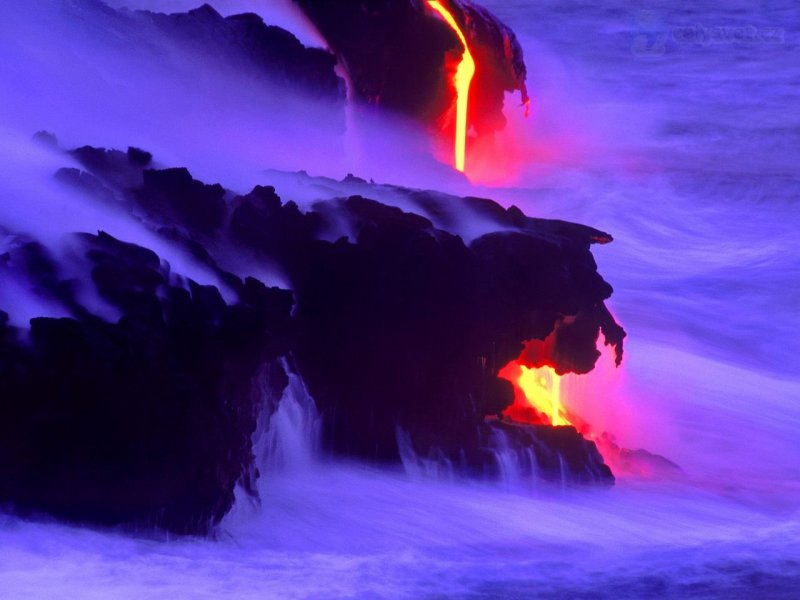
[0, 141, 627, 533]
[227, 187, 623, 468]
[487, 419, 614, 484]
[127, 146, 153, 167]
[293, 0, 528, 136]
[229, 185, 323, 264]
[69, 146, 149, 191]
[138, 168, 227, 234]
[141, 3, 343, 103]
[0, 231, 294, 534]
[70, 144, 625, 475]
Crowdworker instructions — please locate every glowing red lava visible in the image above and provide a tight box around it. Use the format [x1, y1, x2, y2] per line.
[498, 361, 570, 427]
[499, 340, 622, 472]
[426, 1, 475, 173]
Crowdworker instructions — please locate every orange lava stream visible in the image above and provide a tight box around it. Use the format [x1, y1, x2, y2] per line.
[499, 359, 631, 476]
[427, 1, 475, 172]
[499, 362, 571, 427]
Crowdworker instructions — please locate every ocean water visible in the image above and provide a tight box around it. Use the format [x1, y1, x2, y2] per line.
[1, 1, 799, 598]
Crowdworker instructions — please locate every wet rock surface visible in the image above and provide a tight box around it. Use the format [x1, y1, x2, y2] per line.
[0, 230, 293, 534]
[0, 138, 624, 532]
[128, 2, 344, 102]
[487, 419, 614, 484]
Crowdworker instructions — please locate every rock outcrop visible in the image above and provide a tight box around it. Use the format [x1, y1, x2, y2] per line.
[294, 0, 529, 135]
[0, 137, 623, 531]
[0, 230, 293, 534]
[138, 3, 344, 103]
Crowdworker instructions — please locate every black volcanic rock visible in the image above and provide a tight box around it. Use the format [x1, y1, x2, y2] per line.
[2, 0, 625, 534]
[0, 140, 627, 533]
[231, 190, 623, 466]
[0, 231, 293, 534]
[487, 419, 614, 484]
[295, 0, 454, 118]
[141, 3, 343, 103]
[138, 168, 227, 234]
[67, 144, 625, 473]
[294, 0, 528, 135]
[69, 146, 149, 192]
[230, 185, 323, 264]
[224, 12, 341, 96]
[127, 146, 153, 167]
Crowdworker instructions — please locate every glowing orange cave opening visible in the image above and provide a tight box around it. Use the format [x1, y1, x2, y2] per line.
[498, 340, 637, 476]
[499, 361, 569, 427]
[498, 351, 667, 479]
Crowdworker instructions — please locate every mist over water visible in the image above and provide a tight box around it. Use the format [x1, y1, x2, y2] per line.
[1, 0, 799, 598]
[478, 0, 800, 486]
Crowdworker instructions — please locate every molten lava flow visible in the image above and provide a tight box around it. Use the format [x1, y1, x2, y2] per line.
[427, 1, 475, 172]
[499, 353, 645, 478]
[499, 362, 571, 427]
[496, 330, 669, 479]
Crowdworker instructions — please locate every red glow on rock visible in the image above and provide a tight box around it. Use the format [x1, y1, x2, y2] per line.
[497, 337, 658, 478]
